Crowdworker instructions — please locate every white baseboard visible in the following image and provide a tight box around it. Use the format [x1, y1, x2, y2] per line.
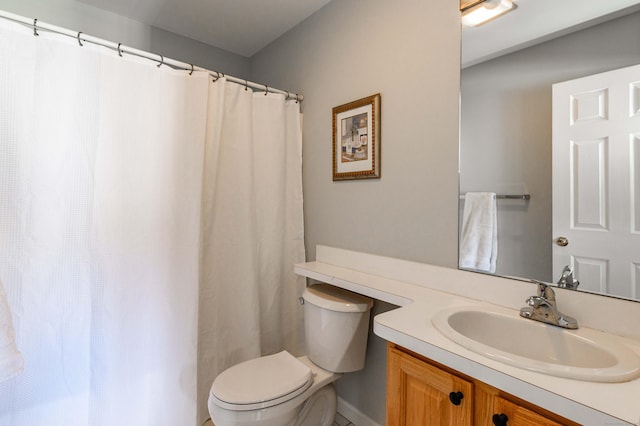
[337, 397, 382, 426]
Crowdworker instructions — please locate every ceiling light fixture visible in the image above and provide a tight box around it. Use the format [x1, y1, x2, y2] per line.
[461, 0, 515, 27]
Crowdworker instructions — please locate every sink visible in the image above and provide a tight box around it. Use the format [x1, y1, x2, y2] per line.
[432, 305, 640, 382]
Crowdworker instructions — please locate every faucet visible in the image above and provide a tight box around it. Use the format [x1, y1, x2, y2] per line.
[519, 281, 578, 329]
[557, 265, 579, 290]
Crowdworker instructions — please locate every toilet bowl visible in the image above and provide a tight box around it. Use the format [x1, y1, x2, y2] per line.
[208, 284, 373, 426]
[208, 353, 339, 426]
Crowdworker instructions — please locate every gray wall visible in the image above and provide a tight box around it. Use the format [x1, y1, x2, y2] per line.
[460, 11, 640, 283]
[251, 0, 461, 422]
[0, 0, 251, 79]
[252, 0, 461, 266]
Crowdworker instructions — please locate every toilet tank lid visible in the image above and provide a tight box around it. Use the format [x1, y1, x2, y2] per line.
[211, 351, 312, 407]
[303, 284, 373, 313]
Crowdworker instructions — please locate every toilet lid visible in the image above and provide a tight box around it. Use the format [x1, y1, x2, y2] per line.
[211, 351, 312, 411]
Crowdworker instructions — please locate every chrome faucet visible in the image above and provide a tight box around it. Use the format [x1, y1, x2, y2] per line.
[557, 265, 579, 290]
[519, 281, 578, 329]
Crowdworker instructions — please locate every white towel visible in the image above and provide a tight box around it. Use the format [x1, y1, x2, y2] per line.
[459, 192, 498, 273]
[0, 278, 23, 382]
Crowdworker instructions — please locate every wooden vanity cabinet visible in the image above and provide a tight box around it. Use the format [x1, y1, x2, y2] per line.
[387, 343, 472, 425]
[387, 344, 579, 426]
[486, 396, 563, 426]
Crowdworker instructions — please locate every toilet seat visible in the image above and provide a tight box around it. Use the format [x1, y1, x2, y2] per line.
[211, 351, 313, 411]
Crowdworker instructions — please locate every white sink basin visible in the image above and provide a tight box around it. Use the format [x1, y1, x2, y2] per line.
[432, 305, 640, 382]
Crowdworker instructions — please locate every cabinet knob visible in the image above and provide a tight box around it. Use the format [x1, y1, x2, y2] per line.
[492, 413, 508, 426]
[449, 391, 464, 405]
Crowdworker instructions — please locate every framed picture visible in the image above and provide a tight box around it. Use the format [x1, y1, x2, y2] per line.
[332, 93, 381, 180]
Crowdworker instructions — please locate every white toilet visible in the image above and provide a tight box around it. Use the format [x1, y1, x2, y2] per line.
[208, 283, 373, 426]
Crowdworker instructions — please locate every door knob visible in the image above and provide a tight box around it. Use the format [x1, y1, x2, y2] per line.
[555, 236, 569, 247]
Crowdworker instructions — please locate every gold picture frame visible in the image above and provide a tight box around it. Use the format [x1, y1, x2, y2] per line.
[332, 93, 381, 180]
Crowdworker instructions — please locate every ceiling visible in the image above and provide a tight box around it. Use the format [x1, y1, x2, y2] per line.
[75, 0, 640, 61]
[76, 0, 332, 57]
[462, 0, 640, 67]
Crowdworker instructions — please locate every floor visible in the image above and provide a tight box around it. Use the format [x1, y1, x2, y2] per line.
[205, 412, 355, 426]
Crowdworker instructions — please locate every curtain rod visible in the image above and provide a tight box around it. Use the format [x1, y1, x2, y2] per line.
[0, 10, 303, 102]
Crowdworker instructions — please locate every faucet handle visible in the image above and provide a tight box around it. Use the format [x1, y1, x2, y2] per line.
[531, 280, 547, 297]
[530, 280, 556, 306]
[526, 295, 546, 308]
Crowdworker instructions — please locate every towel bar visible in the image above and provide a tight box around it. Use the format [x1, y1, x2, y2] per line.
[459, 194, 531, 200]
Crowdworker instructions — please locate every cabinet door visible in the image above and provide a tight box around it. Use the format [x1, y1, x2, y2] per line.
[387, 346, 473, 425]
[491, 396, 564, 426]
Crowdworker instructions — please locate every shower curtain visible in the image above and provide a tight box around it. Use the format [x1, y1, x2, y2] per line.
[198, 79, 306, 423]
[0, 17, 304, 426]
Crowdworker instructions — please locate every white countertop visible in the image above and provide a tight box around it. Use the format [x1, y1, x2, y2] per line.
[295, 246, 640, 426]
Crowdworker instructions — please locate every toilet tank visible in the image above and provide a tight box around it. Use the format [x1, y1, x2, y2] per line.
[302, 284, 373, 373]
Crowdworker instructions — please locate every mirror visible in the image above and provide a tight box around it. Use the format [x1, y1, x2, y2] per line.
[459, 0, 640, 300]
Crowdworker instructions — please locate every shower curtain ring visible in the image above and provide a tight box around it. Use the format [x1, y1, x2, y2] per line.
[117, 43, 123, 57]
[264, 85, 269, 96]
[244, 80, 248, 91]
[77, 32, 84, 46]
[33, 19, 39, 37]
[295, 94, 299, 104]
[157, 55, 164, 68]
[189, 64, 194, 75]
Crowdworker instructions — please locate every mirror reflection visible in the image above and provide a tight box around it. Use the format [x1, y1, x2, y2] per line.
[459, 1, 640, 300]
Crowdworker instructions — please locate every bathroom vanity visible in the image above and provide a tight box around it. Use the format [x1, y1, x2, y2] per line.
[387, 343, 578, 425]
[295, 245, 640, 426]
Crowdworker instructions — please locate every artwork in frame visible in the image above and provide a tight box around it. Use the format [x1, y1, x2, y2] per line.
[332, 93, 381, 180]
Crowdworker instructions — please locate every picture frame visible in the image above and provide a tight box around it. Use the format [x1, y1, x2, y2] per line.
[332, 93, 381, 180]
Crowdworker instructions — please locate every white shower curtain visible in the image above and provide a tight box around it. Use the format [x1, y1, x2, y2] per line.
[198, 78, 306, 423]
[0, 16, 304, 426]
[88, 55, 209, 424]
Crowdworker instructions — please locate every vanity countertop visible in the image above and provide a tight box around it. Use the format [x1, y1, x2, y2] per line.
[295, 245, 640, 426]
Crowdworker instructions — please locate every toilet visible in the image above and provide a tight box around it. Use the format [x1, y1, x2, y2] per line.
[208, 283, 373, 426]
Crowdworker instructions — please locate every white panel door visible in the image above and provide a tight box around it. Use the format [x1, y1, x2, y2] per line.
[553, 63, 640, 299]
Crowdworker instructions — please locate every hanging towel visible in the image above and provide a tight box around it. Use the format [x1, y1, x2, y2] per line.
[459, 192, 498, 273]
[0, 278, 23, 382]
